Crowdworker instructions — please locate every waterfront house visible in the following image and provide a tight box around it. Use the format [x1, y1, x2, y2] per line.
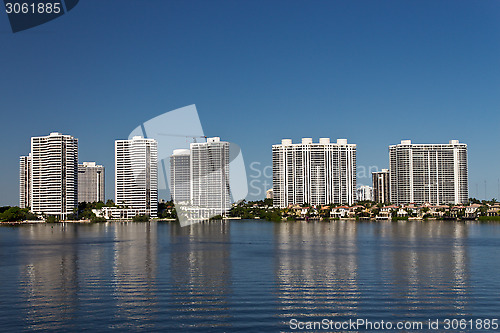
[331, 206, 349, 218]
[397, 208, 408, 217]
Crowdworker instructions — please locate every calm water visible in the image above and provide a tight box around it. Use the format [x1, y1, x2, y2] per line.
[0, 220, 499, 332]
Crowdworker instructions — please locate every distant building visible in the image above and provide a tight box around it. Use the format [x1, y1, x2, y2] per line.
[29, 132, 78, 218]
[78, 162, 105, 203]
[372, 169, 390, 203]
[389, 140, 468, 205]
[272, 138, 357, 208]
[190, 137, 231, 218]
[356, 185, 373, 201]
[19, 154, 31, 209]
[266, 188, 273, 199]
[115, 136, 158, 218]
[170, 149, 191, 202]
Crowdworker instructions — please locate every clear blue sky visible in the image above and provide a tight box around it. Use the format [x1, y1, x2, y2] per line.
[1, 0, 500, 205]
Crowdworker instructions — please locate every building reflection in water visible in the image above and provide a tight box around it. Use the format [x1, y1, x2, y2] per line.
[273, 221, 360, 319]
[375, 221, 470, 318]
[111, 222, 158, 329]
[273, 220, 471, 322]
[19, 224, 81, 330]
[14, 219, 473, 330]
[168, 221, 232, 329]
[18, 222, 159, 330]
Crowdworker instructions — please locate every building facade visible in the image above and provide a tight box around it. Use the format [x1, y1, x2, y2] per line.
[190, 137, 230, 218]
[115, 136, 158, 218]
[170, 149, 191, 202]
[389, 140, 468, 205]
[29, 132, 78, 218]
[356, 185, 373, 201]
[272, 138, 357, 208]
[78, 162, 105, 203]
[19, 154, 32, 209]
[372, 169, 390, 203]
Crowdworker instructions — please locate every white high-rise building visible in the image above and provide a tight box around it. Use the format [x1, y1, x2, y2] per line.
[170, 149, 191, 202]
[78, 162, 105, 203]
[272, 138, 357, 208]
[190, 137, 230, 218]
[357, 185, 374, 201]
[19, 154, 32, 209]
[29, 132, 78, 218]
[115, 136, 158, 218]
[389, 140, 468, 205]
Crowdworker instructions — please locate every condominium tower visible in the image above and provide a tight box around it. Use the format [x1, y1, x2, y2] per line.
[170, 149, 191, 202]
[78, 162, 105, 203]
[389, 140, 468, 205]
[372, 169, 390, 203]
[115, 136, 158, 218]
[357, 185, 373, 202]
[19, 154, 32, 209]
[272, 138, 357, 208]
[28, 132, 78, 218]
[190, 137, 231, 217]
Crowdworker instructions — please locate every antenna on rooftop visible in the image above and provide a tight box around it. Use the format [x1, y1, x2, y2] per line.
[157, 133, 207, 143]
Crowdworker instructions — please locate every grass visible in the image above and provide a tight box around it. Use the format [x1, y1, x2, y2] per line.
[478, 216, 500, 221]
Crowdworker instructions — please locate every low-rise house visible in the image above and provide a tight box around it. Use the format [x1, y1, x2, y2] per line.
[487, 207, 500, 216]
[465, 204, 481, 218]
[93, 207, 143, 220]
[376, 205, 397, 219]
[397, 208, 408, 217]
[451, 205, 466, 218]
[430, 205, 448, 218]
[402, 203, 419, 216]
[331, 206, 349, 218]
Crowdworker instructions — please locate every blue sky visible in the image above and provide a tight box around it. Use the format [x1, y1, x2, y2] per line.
[1, 0, 499, 205]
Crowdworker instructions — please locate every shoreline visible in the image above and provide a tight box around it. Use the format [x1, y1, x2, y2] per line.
[1, 217, 497, 225]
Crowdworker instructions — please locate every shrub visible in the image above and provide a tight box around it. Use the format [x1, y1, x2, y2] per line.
[45, 215, 59, 223]
[132, 214, 150, 222]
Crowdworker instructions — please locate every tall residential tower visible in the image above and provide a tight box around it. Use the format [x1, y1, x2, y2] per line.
[78, 162, 105, 203]
[372, 169, 390, 204]
[29, 132, 79, 218]
[357, 185, 374, 202]
[170, 149, 191, 202]
[272, 138, 357, 208]
[19, 154, 32, 209]
[389, 140, 468, 205]
[190, 137, 230, 217]
[115, 136, 158, 218]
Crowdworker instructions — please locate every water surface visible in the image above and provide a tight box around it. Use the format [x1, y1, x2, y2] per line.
[0, 220, 499, 331]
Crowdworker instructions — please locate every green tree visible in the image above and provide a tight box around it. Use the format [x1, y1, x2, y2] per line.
[132, 214, 150, 222]
[0, 207, 25, 221]
[45, 215, 59, 223]
[263, 198, 273, 206]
